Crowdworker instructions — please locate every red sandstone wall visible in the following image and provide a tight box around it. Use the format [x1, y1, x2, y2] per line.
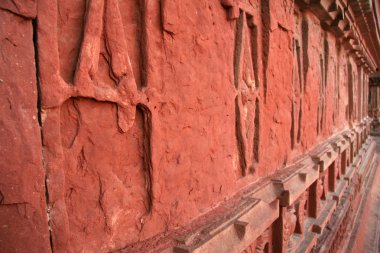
[0, 0, 374, 252]
[0, 2, 51, 252]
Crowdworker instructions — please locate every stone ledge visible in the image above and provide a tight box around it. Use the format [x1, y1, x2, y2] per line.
[343, 130, 356, 143]
[173, 199, 278, 253]
[287, 217, 318, 253]
[353, 126, 364, 139]
[329, 135, 349, 154]
[310, 143, 338, 172]
[293, 232, 317, 253]
[311, 199, 336, 234]
[316, 198, 350, 252]
[357, 141, 376, 187]
[251, 179, 280, 204]
[365, 136, 373, 145]
[345, 163, 358, 184]
[272, 159, 318, 206]
[332, 179, 348, 204]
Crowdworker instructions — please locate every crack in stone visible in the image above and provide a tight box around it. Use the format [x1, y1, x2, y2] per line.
[32, 18, 54, 253]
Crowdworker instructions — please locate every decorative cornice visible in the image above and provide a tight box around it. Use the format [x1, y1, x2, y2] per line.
[296, 0, 378, 73]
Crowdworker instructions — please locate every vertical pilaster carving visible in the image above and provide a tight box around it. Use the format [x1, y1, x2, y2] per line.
[229, 2, 260, 176]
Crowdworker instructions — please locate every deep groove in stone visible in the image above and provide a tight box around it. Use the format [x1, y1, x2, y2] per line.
[234, 11, 244, 89]
[323, 36, 329, 130]
[137, 0, 147, 89]
[297, 98, 302, 144]
[102, 1, 119, 87]
[318, 56, 324, 135]
[137, 104, 154, 212]
[334, 64, 338, 125]
[320, 55, 324, 133]
[33, 21, 42, 128]
[348, 62, 353, 123]
[33, 18, 54, 253]
[324, 37, 329, 91]
[235, 96, 247, 176]
[291, 100, 295, 149]
[247, 15, 259, 88]
[301, 17, 309, 91]
[296, 40, 302, 92]
[261, 0, 270, 100]
[295, 39, 302, 144]
[57, 0, 86, 84]
[253, 97, 260, 163]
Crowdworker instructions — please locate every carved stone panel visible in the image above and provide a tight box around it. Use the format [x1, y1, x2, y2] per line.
[295, 191, 308, 234]
[232, 4, 260, 177]
[38, 0, 154, 251]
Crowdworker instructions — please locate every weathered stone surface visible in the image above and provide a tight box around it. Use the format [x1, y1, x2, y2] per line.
[0, 0, 379, 252]
[0, 8, 50, 253]
[0, 0, 36, 18]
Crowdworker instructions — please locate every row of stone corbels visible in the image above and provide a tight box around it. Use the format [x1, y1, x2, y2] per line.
[171, 119, 372, 253]
[314, 134, 376, 252]
[264, 117, 373, 253]
[295, 0, 376, 73]
[172, 198, 279, 253]
[268, 117, 371, 207]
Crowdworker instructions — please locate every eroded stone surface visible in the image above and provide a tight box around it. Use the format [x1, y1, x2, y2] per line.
[0, 8, 50, 253]
[0, 0, 379, 252]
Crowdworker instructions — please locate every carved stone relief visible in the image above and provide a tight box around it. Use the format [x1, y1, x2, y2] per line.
[38, 0, 154, 251]
[231, 4, 260, 176]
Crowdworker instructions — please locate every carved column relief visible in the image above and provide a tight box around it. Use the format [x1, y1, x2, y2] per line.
[286, 192, 310, 251]
[38, 0, 154, 251]
[241, 228, 271, 253]
[225, 1, 260, 177]
[295, 191, 308, 234]
[309, 170, 327, 218]
[319, 171, 328, 201]
[328, 161, 337, 192]
[255, 229, 271, 253]
[291, 10, 310, 148]
[274, 191, 310, 253]
[285, 206, 297, 251]
[335, 156, 341, 180]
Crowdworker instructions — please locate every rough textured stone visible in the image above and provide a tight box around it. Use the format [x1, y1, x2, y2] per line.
[0, 8, 50, 253]
[0, 0, 36, 18]
[0, 0, 379, 252]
